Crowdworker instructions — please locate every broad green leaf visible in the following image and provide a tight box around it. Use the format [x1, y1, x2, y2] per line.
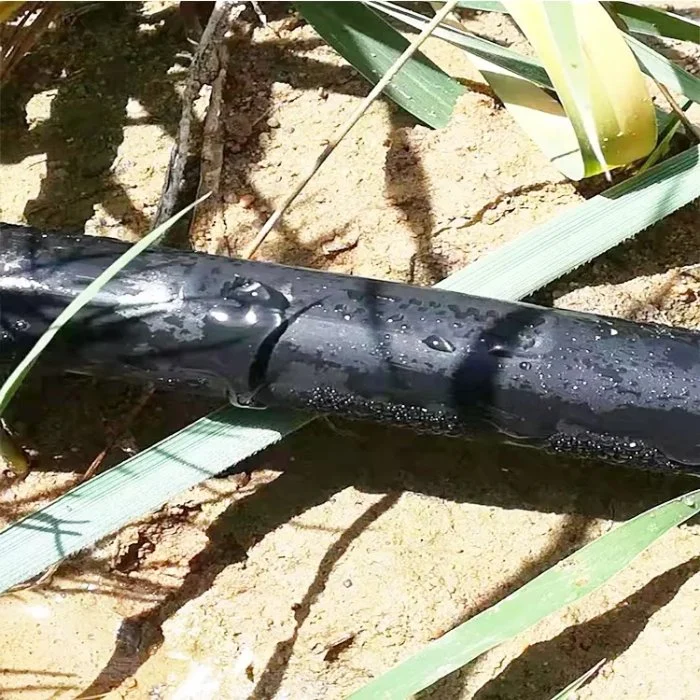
[502, 0, 656, 179]
[611, 1, 700, 44]
[298, 2, 464, 128]
[455, 0, 700, 104]
[0, 194, 209, 420]
[350, 489, 700, 699]
[550, 659, 607, 700]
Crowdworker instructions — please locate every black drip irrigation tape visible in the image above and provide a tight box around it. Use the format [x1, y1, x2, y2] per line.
[2, 222, 700, 476]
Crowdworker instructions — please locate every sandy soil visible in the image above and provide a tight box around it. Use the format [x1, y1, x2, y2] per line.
[1, 3, 700, 699]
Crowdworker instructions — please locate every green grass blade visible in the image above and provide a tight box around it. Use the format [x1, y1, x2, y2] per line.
[459, 0, 700, 45]
[437, 144, 700, 299]
[550, 659, 606, 700]
[0, 407, 311, 592]
[350, 490, 700, 699]
[0, 194, 208, 418]
[537, 1, 611, 175]
[626, 33, 700, 104]
[369, 0, 553, 89]
[370, 0, 673, 136]
[297, 2, 464, 128]
[638, 98, 693, 174]
[612, 1, 700, 44]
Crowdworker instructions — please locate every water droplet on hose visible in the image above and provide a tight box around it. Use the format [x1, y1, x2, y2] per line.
[387, 314, 404, 323]
[519, 361, 531, 370]
[683, 495, 697, 508]
[489, 345, 512, 358]
[422, 335, 455, 353]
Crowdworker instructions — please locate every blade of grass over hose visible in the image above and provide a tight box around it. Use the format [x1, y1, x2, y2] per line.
[298, 2, 463, 128]
[0, 194, 209, 418]
[437, 144, 700, 299]
[349, 489, 700, 699]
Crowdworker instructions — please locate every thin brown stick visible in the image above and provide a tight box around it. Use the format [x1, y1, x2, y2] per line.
[154, 0, 244, 228]
[242, 0, 461, 259]
[655, 80, 700, 142]
[0, 3, 61, 85]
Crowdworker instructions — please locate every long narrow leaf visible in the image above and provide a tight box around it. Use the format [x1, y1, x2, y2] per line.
[0, 195, 208, 417]
[612, 1, 700, 44]
[456, 0, 700, 104]
[458, 0, 700, 45]
[298, 2, 464, 128]
[350, 489, 700, 699]
[368, 0, 553, 89]
[0, 408, 311, 592]
[626, 33, 700, 104]
[438, 145, 700, 298]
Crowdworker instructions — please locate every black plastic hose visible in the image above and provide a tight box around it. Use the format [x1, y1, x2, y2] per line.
[2, 221, 700, 475]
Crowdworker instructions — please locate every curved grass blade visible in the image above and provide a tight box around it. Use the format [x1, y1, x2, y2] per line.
[0, 194, 209, 419]
[368, 0, 552, 89]
[298, 2, 464, 128]
[349, 489, 700, 699]
[626, 33, 700, 104]
[611, 1, 700, 44]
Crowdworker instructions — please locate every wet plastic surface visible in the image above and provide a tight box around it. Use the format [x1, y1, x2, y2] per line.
[2, 222, 700, 475]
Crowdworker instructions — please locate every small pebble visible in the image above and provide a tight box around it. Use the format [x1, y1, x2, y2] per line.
[267, 116, 280, 128]
[240, 194, 256, 208]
